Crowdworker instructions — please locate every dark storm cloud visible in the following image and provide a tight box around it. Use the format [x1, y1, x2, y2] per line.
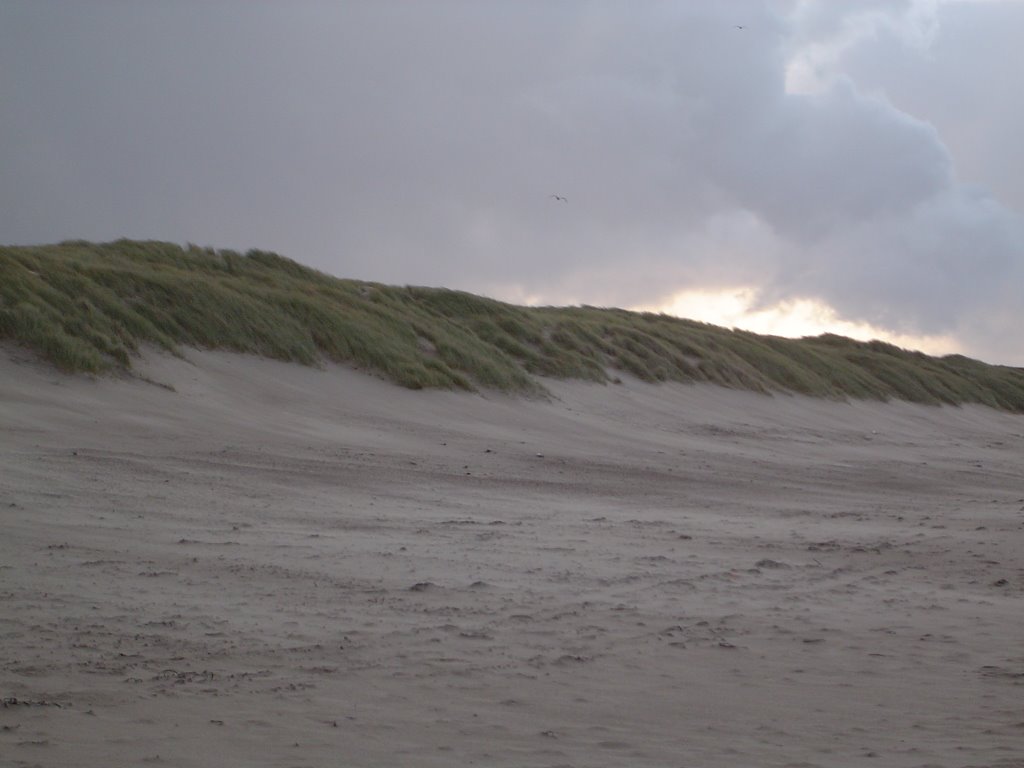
[1, 1, 1022, 362]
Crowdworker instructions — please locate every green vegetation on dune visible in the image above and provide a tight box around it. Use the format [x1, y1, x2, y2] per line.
[2, 239, 1024, 412]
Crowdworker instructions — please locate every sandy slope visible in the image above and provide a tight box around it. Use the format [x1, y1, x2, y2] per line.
[2, 346, 1023, 768]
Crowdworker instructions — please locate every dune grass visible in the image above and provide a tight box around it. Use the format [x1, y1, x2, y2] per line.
[2, 239, 1024, 412]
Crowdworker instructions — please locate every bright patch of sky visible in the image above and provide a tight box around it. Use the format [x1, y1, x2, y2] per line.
[637, 287, 962, 355]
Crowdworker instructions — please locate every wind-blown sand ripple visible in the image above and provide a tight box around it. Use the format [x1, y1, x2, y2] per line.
[2, 347, 1023, 767]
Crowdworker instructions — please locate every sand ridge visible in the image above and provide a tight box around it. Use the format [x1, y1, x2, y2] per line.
[2, 347, 1023, 767]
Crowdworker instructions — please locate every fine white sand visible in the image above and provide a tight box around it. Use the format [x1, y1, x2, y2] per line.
[2, 346, 1023, 767]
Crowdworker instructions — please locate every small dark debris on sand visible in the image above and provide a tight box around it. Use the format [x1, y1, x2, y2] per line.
[2, 697, 63, 709]
[755, 559, 791, 569]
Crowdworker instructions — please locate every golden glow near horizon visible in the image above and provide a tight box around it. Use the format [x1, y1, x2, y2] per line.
[634, 287, 963, 357]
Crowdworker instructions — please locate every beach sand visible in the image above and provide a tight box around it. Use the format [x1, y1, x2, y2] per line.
[2, 346, 1023, 767]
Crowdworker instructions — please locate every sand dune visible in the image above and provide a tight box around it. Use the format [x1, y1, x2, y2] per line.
[2, 346, 1023, 767]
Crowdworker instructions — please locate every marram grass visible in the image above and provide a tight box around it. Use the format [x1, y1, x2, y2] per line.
[2, 239, 1024, 412]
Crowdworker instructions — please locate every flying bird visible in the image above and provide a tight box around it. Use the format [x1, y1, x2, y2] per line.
[735, 25, 745, 30]
[550, 195, 567, 203]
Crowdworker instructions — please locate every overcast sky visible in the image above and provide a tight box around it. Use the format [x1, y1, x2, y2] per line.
[3, 1, 1023, 364]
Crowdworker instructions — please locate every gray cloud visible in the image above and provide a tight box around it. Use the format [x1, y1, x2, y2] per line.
[1, 1, 1022, 363]
[834, 0, 1024, 213]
